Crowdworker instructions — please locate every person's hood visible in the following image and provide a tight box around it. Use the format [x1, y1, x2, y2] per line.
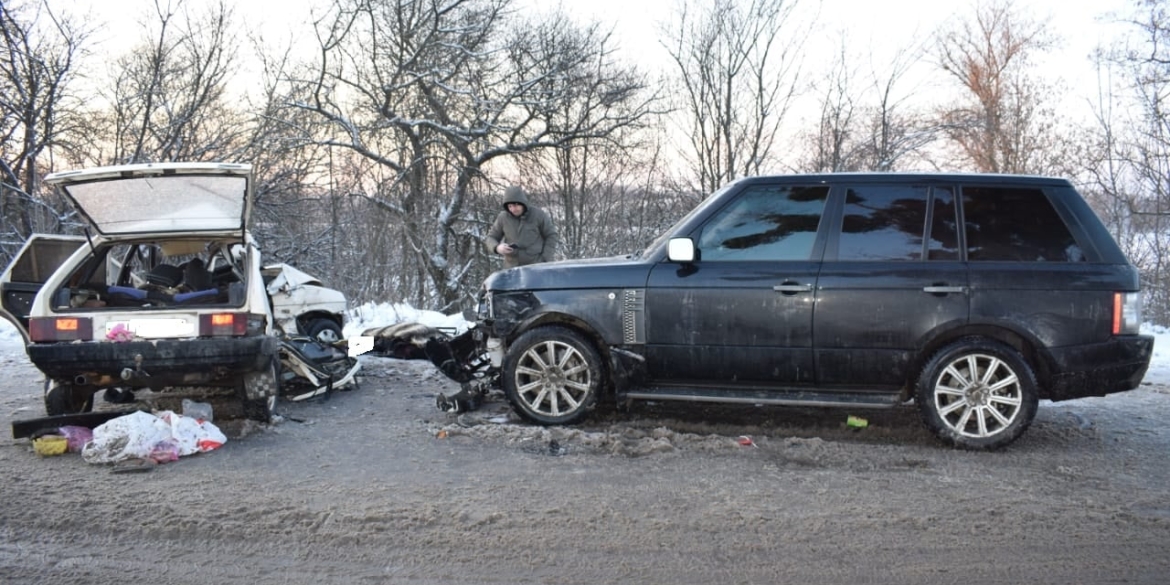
[502, 186, 530, 211]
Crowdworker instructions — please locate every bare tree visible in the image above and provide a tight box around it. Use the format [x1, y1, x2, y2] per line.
[85, 0, 246, 165]
[799, 33, 939, 174]
[936, 0, 1061, 174]
[0, 0, 91, 257]
[804, 40, 859, 172]
[856, 42, 940, 172]
[663, 0, 807, 196]
[1080, 0, 1170, 324]
[280, 0, 657, 311]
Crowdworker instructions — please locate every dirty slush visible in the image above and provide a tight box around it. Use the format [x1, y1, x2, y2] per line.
[3, 350, 1170, 584]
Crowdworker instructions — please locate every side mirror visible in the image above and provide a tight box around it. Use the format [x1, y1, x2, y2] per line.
[667, 238, 696, 263]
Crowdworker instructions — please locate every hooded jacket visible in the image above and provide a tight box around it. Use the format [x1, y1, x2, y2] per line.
[484, 186, 559, 268]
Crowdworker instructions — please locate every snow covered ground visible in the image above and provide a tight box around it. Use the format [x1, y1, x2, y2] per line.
[1, 305, 1168, 386]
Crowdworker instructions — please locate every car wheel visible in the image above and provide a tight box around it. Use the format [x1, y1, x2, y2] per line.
[44, 379, 94, 416]
[502, 326, 603, 425]
[916, 338, 1039, 450]
[305, 318, 343, 344]
[240, 358, 280, 423]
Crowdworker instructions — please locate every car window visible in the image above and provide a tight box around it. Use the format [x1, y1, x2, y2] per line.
[837, 185, 929, 261]
[8, 239, 81, 282]
[696, 185, 829, 261]
[928, 186, 960, 260]
[963, 186, 1084, 262]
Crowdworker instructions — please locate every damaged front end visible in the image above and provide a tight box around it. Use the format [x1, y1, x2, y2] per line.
[424, 288, 542, 413]
[426, 326, 501, 413]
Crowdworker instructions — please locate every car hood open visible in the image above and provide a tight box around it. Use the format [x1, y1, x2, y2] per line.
[44, 162, 252, 236]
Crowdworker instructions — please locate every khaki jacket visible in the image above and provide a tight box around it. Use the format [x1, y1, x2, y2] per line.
[484, 187, 559, 268]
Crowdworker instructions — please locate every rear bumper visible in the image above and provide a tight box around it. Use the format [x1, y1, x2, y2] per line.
[1046, 335, 1154, 401]
[26, 336, 279, 380]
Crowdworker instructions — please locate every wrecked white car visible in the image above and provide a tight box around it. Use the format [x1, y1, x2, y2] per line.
[263, 263, 346, 343]
[0, 162, 357, 423]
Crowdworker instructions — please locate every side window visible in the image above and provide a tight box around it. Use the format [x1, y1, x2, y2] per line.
[837, 185, 929, 261]
[963, 187, 1084, 262]
[696, 185, 829, 261]
[9, 240, 82, 282]
[928, 187, 960, 260]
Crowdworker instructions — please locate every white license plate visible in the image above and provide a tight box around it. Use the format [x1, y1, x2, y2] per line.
[107, 318, 195, 338]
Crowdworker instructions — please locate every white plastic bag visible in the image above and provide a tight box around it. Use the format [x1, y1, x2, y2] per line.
[82, 410, 172, 464]
[82, 410, 227, 464]
[158, 410, 226, 455]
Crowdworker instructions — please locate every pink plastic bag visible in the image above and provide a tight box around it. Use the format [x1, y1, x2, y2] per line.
[58, 425, 93, 452]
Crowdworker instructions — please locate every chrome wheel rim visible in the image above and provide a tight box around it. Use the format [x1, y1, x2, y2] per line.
[514, 340, 592, 418]
[315, 328, 341, 343]
[933, 353, 1023, 438]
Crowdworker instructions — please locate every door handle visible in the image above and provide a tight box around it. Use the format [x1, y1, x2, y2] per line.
[922, 285, 967, 294]
[773, 283, 813, 294]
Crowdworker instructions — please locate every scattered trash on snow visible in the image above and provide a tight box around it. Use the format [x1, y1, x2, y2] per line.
[81, 410, 226, 465]
[59, 425, 93, 452]
[846, 415, 868, 429]
[33, 435, 67, 456]
[737, 435, 757, 447]
[182, 398, 214, 422]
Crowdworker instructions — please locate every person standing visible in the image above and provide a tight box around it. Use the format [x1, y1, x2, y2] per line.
[484, 185, 559, 268]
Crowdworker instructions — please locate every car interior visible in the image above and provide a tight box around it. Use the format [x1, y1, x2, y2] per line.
[52, 239, 247, 310]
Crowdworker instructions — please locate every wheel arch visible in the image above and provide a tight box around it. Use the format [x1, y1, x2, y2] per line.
[508, 312, 614, 388]
[911, 323, 1056, 399]
[296, 311, 343, 331]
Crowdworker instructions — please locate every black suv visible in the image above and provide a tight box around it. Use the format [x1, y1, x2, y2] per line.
[454, 174, 1153, 450]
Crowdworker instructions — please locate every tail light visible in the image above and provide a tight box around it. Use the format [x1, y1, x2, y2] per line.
[199, 313, 247, 336]
[29, 317, 93, 342]
[1112, 292, 1142, 335]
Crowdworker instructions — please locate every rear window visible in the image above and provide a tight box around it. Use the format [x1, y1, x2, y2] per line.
[963, 186, 1084, 262]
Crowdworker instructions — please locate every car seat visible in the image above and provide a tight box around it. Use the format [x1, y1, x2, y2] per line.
[145, 263, 183, 288]
[182, 258, 214, 291]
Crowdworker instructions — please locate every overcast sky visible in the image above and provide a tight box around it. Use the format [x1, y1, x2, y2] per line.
[64, 0, 1137, 166]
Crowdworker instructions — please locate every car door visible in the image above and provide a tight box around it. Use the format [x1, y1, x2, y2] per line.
[0, 234, 87, 340]
[643, 183, 831, 387]
[813, 183, 968, 389]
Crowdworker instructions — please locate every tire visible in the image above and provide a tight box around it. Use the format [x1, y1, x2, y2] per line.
[240, 358, 280, 422]
[502, 326, 603, 425]
[305, 318, 343, 344]
[44, 379, 94, 416]
[916, 338, 1039, 450]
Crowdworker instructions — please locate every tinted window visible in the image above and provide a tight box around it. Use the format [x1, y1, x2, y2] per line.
[10, 239, 82, 282]
[928, 187, 960, 260]
[697, 185, 829, 261]
[963, 187, 1084, 262]
[837, 185, 929, 261]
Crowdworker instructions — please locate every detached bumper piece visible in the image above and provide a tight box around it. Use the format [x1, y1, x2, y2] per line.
[279, 337, 361, 402]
